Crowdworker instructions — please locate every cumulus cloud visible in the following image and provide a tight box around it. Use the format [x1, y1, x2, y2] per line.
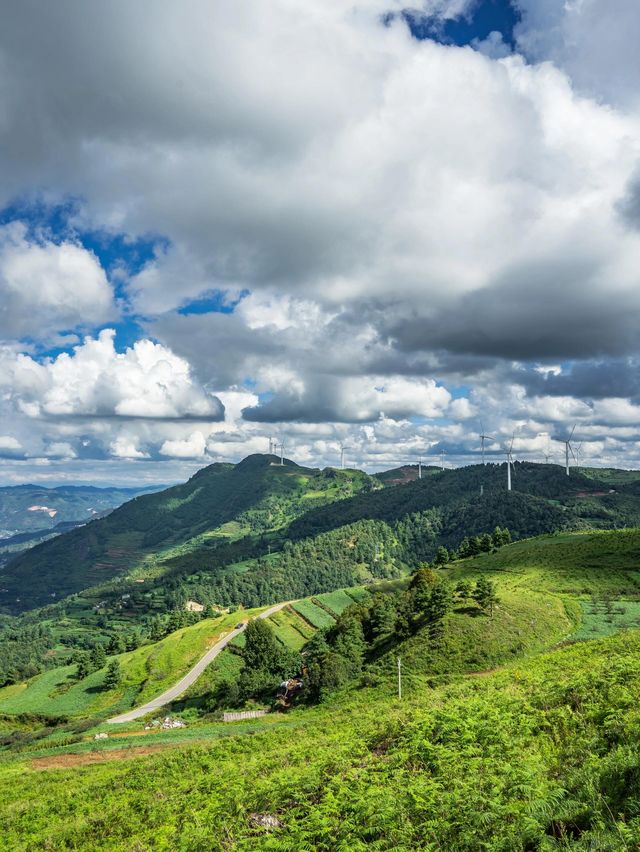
[0, 329, 224, 420]
[514, 0, 640, 109]
[159, 430, 207, 459]
[109, 436, 150, 459]
[0, 222, 113, 341]
[243, 375, 452, 423]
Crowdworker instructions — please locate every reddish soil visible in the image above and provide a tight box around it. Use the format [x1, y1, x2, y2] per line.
[30, 745, 166, 770]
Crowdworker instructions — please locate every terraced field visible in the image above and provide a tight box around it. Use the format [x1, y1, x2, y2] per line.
[291, 598, 337, 629]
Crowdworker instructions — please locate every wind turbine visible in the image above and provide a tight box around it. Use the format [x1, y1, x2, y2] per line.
[440, 449, 446, 471]
[563, 425, 577, 476]
[279, 442, 285, 466]
[340, 443, 350, 470]
[479, 422, 495, 466]
[418, 457, 422, 479]
[574, 443, 583, 469]
[268, 436, 274, 454]
[504, 433, 515, 491]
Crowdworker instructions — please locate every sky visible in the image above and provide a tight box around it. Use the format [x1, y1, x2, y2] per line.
[1, 0, 640, 485]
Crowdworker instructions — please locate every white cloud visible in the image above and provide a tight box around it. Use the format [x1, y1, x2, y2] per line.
[43, 441, 77, 459]
[0, 436, 21, 450]
[514, 0, 640, 109]
[109, 436, 150, 459]
[159, 430, 207, 458]
[0, 329, 224, 420]
[0, 222, 114, 340]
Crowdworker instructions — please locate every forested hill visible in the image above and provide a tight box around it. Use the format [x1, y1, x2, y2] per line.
[288, 461, 640, 541]
[0, 455, 378, 612]
[4, 455, 640, 616]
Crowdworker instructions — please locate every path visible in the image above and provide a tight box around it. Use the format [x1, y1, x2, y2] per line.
[107, 602, 288, 724]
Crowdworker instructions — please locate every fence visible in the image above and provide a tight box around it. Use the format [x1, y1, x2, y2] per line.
[222, 709, 268, 722]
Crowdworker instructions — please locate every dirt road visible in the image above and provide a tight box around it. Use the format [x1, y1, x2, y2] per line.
[107, 602, 288, 724]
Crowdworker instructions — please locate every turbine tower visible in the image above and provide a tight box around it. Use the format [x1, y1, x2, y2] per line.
[279, 442, 285, 466]
[440, 449, 446, 471]
[563, 425, 577, 476]
[504, 433, 515, 491]
[479, 422, 495, 466]
[268, 436, 274, 455]
[340, 443, 350, 470]
[418, 457, 422, 480]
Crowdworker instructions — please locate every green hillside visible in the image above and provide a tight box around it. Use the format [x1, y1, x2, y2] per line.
[5, 457, 640, 694]
[0, 455, 377, 613]
[4, 596, 640, 847]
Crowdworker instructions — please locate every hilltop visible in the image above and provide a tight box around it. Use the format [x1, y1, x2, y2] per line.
[5, 457, 640, 623]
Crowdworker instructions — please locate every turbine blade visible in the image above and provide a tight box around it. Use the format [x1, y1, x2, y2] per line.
[569, 423, 576, 441]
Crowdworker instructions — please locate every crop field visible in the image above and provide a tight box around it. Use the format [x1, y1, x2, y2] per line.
[267, 607, 315, 650]
[345, 585, 370, 602]
[291, 598, 336, 629]
[314, 588, 359, 616]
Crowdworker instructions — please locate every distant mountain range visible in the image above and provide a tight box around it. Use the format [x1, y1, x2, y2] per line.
[0, 483, 164, 540]
[3, 454, 640, 617]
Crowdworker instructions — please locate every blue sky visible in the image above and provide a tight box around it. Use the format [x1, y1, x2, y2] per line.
[1, 0, 640, 484]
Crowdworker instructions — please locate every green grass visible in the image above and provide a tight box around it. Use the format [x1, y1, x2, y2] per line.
[267, 606, 315, 650]
[0, 610, 262, 719]
[5, 631, 640, 849]
[314, 588, 360, 616]
[444, 529, 640, 599]
[291, 599, 336, 629]
[572, 598, 640, 640]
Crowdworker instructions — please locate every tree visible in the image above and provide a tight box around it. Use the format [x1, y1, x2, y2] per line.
[106, 634, 126, 655]
[367, 593, 396, 642]
[433, 546, 450, 566]
[455, 580, 473, 600]
[74, 651, 93, 680]
[473, 577, 499, 616]
[242, 619, 284, 673]
[90, 644, 107, 670]
[104, 659, 122, 689]
[478, 533, 493, 553]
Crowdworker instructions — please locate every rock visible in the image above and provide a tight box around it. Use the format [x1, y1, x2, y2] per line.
[249, 813, 282, 830]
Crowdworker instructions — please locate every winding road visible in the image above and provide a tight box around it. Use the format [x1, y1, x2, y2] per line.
[107, 602, 288, 724]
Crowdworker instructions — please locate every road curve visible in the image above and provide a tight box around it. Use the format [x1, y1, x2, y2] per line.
[107, 602, 289, 724]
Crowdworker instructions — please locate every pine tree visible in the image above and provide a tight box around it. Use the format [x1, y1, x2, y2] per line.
[473, 577, 499, 616]
[104, 659, 122, 689]
[89, 644, 106, 670]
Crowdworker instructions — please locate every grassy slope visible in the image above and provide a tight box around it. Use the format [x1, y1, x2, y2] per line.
[4, 530, 640, 721]
[4, 630, 640, 849]
[0, 610, 263, 719]
[6, 532, 640, 846]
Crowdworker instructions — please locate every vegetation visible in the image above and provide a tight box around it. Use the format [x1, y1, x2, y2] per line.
[6, 459, 640, 848]
[5, 630, 640, 848]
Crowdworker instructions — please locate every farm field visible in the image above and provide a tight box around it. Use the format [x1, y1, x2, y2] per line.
[291, 598, 336, 629]
[0, 609, 262, 720]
